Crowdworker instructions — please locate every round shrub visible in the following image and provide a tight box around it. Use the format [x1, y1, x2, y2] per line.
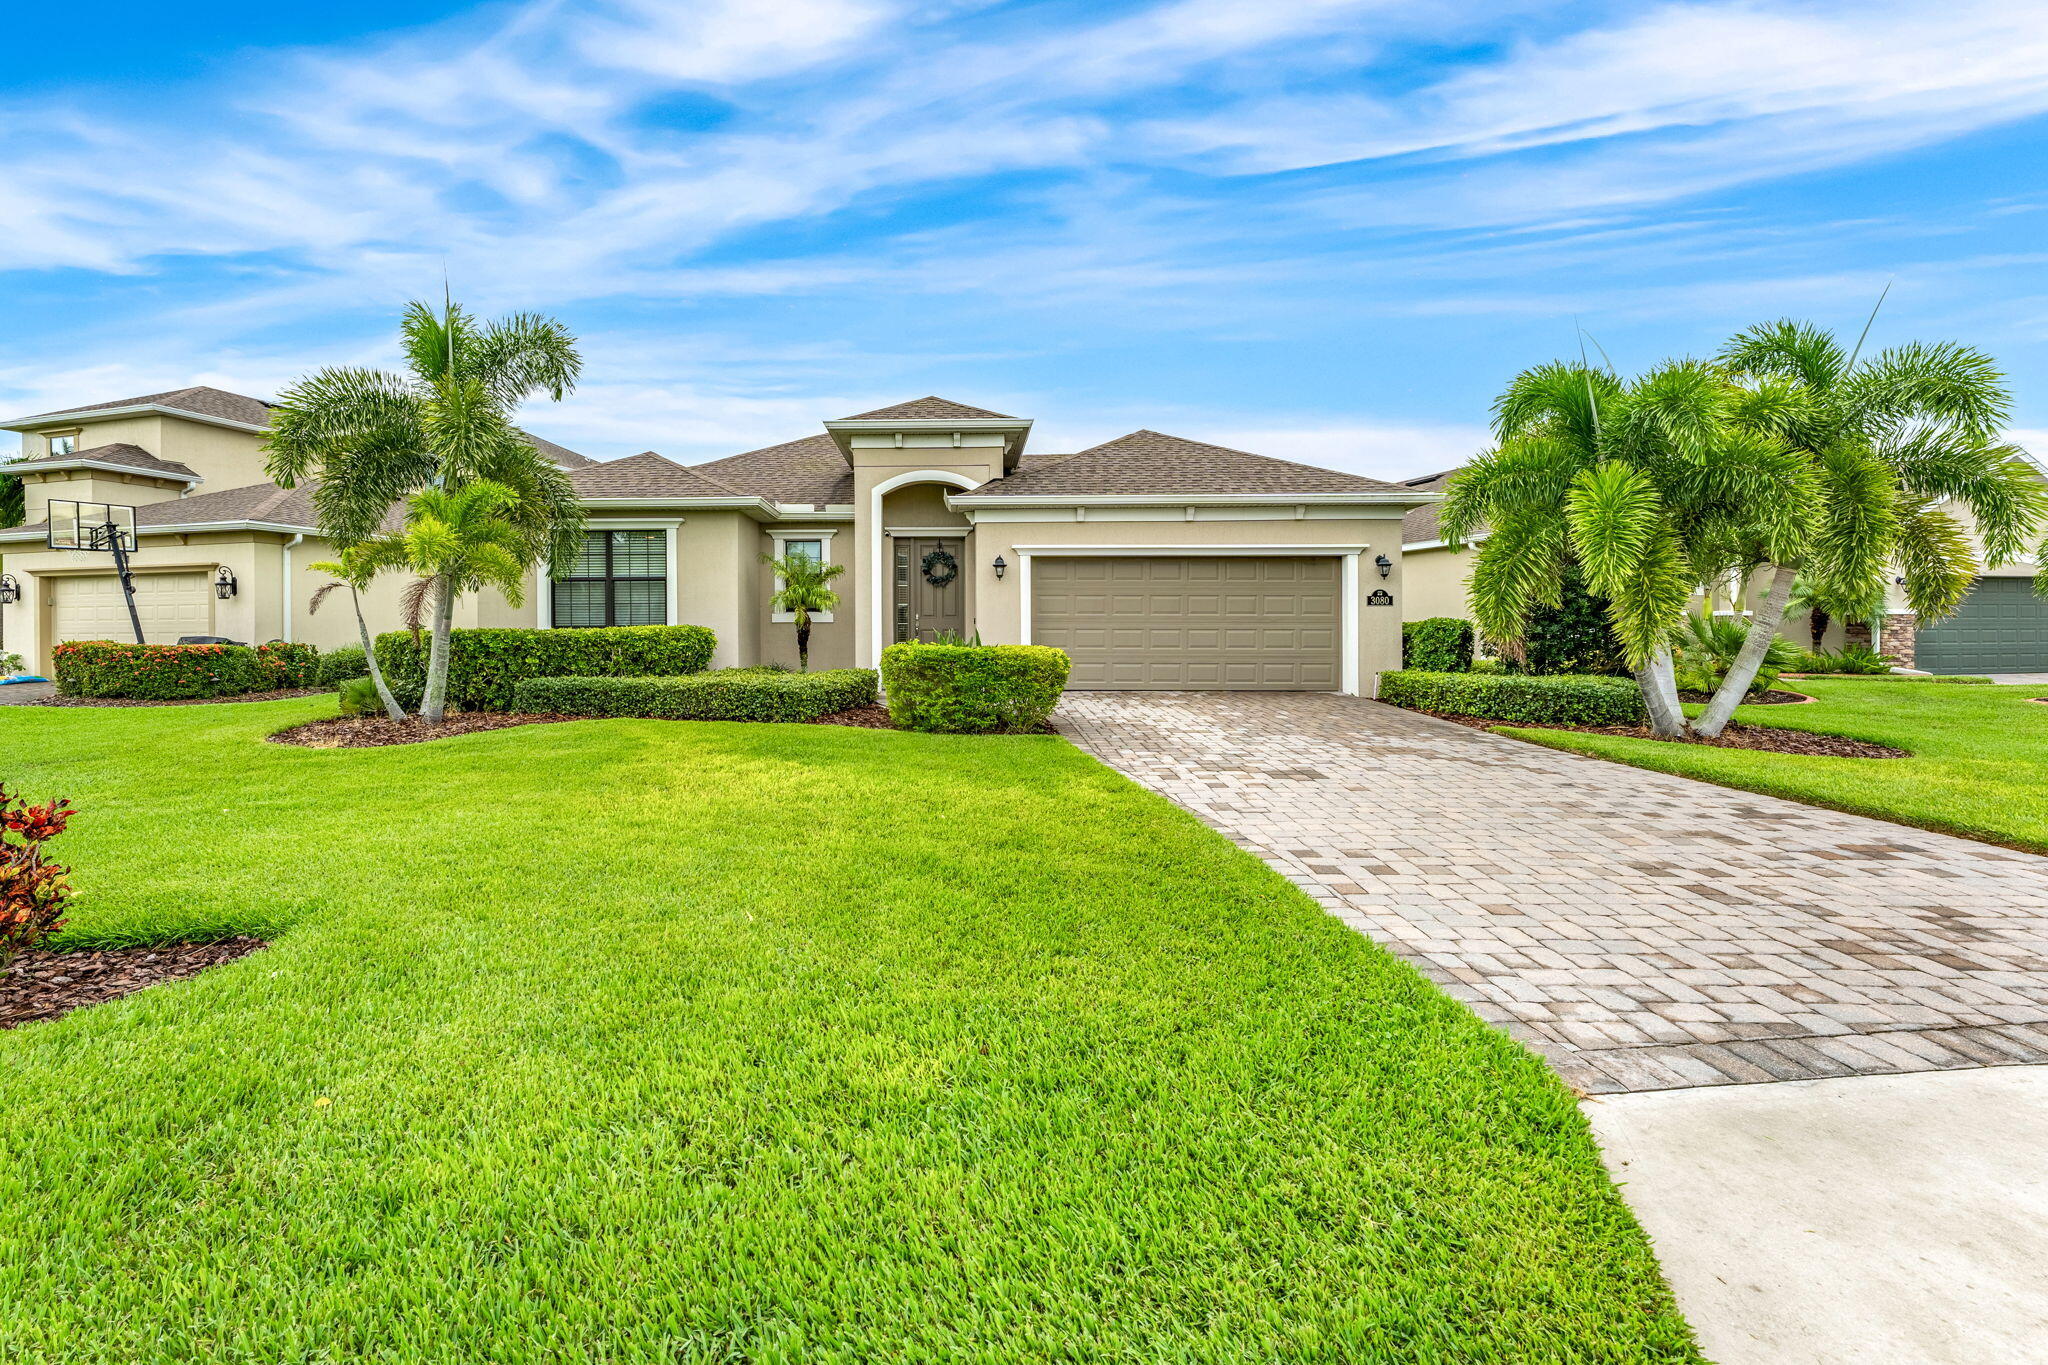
[880, 643, 1070, 734]
[318, 646, 369, 684]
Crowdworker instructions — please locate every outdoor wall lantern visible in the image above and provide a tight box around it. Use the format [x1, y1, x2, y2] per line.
[993, 555, 1007, 580]
[0, 574, 18, 605]
[214, 567, 238, 600]
[1375, 553, 1393, 579]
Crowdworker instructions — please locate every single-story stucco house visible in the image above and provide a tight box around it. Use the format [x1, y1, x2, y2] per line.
[0, 387, 1434, 693]
[1397, 467, 2048, 674]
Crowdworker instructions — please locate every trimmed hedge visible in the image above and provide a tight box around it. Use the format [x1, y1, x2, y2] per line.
[880, 643, 1069, 734]
[1402, 617, 1475, 673]
[256, 641, 321, 689]
[375, 624, 717, 712]
[52, 641, 266, 700]
[514, 668, 877, 722]
[1378, 669, 1646, 727]
[318, 646, 370, 684]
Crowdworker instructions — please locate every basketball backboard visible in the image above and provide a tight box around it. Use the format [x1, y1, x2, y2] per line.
[45, 499, 137, 553]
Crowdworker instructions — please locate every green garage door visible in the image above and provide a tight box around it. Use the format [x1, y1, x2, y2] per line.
[1915, 577, 2048, 674]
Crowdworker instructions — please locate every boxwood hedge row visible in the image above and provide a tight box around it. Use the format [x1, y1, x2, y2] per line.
[375, 624, 717, 712]
[514, 667, 876, 723]
[1378, 669, 1646, 727]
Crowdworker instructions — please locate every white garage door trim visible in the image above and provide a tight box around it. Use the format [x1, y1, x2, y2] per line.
[1014, 544, 1365, 695]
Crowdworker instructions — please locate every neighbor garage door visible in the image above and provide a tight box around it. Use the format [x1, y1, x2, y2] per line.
[1915, 577, 2048, 674]
[1032, 556, 1341, 690]
[50, 572, 213, 645]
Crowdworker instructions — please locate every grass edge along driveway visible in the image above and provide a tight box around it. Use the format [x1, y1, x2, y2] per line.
[0, 698, 1699, 1363]
[1505, 678, 2048, 854]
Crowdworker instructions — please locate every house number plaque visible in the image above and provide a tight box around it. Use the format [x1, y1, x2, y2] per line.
[1367, 589, 1394, 606]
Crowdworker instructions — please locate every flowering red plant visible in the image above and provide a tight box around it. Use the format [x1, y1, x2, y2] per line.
[1, 783, 74, 970]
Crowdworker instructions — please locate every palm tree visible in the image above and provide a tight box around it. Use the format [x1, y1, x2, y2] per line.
[1702, 319, 2047, 734]
[1442, 360, 1807, 738]
[307, 544, 406, 721]
[349, 482, 534, 713]
[763, 551, 845, 671]
[265, 300, 584, 723]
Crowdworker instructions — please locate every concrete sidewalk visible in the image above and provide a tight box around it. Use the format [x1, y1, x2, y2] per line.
[1586, 1067, 2048, 1364]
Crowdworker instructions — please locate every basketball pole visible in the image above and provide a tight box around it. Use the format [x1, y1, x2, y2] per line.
[101, 520, 147, 645]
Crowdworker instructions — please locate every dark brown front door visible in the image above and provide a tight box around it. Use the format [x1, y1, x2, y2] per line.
[893, 536, 967, 642]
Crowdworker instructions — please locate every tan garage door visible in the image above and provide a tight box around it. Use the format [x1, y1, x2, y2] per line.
[1033, 556, 1341, 690]
[51, 573, 213, 645]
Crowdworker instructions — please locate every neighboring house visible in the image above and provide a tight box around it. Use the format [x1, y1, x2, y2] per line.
[0, 389, 1433, 693]
[1397, 465, 2048, 673]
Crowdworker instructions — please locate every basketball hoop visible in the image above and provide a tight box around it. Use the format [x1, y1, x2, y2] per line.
[44, 498, 146, 643]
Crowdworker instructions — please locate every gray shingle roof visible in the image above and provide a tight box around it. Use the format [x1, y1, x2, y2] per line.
[1401, 469, 1460, 544]
[690, 433, 853, 507]
[521, 431, 594, 468]
[963, 429, 1407, 497]
[839, 396, 1014, 421]
[11, 385, 274, 429]
[569, 452, 742, 499]
[16, 442, 199, 479]
[9, 481, 326, 539]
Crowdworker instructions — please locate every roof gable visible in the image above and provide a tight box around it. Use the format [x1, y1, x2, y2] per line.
[967, 429, 1408, 498]
[1401, 468, 1461, 544]
[11, 385, 274, 430]
[689, 433, 852, 508]
[569, 451, 743, 499]
[15, 441, 199, 479]
[838, 396, 1014, 421]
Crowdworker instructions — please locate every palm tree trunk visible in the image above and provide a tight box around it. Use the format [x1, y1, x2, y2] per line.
[350, 585, 407, 721]
[797, 619, 811, 672]
[1810, 607, 1830, 651]
[1695, 563, 1797, 738]
[1635, 646, 1687, 739]
[422, 575, 455, 724]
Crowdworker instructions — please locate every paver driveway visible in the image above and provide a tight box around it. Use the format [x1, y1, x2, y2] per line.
[1057, 693, 2048, 1094]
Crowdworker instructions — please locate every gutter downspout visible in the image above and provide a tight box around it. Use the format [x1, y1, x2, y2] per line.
[281, 533, 303, 642]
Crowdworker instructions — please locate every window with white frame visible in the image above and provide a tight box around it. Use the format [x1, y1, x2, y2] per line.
[552, 530, 667, 627]
[770, 530, 837, 622]
[48, 434, 77, 456]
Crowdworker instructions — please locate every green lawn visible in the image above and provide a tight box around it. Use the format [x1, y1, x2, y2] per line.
[0, 700, 1696, 1364]
[1507, 678, 2048, 852]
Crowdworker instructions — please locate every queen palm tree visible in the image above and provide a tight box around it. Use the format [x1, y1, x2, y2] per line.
[307, 544, 406, 721]
[763, 550, 845, 671]
[265, 299, 584, 722]
[349, 483, 533, 711]
[1699, 320, 2047, 734]
[1442, 359, 1809, 738]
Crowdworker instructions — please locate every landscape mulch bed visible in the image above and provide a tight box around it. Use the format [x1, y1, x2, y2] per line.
[1413, 708, 1907, 758]
[1676, 688, 1811, 705]
[39, 688, 326, 708]
[811, 704, 896, 729]
[2, 937, 266, 1029]
[270, 712, 580, 748]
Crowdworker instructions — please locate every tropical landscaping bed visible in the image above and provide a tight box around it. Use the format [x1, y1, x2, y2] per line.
[1, 937, 265, 1028]
[1418, 706, 1905, 757]
[0, 696, 1701, 1361]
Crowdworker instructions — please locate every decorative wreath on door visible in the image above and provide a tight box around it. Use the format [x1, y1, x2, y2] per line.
[920, 547, 959, 588]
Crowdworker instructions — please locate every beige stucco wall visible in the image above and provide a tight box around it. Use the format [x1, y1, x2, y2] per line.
[1401, 544, 1476, 622]
[755, 521, 854, 670]
[17, 413, 270, 494]
[19, 468, 190, 523]
[963, 511, 1408, 694]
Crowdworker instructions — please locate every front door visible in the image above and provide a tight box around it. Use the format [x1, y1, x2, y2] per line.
[893, 536, 967, 642]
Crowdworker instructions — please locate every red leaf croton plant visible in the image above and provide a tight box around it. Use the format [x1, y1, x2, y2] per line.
[0, 784, 74, 971]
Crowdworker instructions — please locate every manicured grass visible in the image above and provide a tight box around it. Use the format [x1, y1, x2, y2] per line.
[0, 700, 1698, 1363]
[1507, 678, 2048, 852]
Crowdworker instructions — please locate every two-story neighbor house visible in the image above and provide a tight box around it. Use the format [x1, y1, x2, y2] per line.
[1, 388, 1432, 692]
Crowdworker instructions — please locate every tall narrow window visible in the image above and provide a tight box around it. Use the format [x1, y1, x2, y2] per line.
[552, 530, 666, 627]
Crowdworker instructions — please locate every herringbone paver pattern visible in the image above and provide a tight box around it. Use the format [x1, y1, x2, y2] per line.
[1057, 692, 2048, 1094]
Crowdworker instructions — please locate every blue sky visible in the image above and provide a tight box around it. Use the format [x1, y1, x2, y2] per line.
[6, 0, 2048, 477]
